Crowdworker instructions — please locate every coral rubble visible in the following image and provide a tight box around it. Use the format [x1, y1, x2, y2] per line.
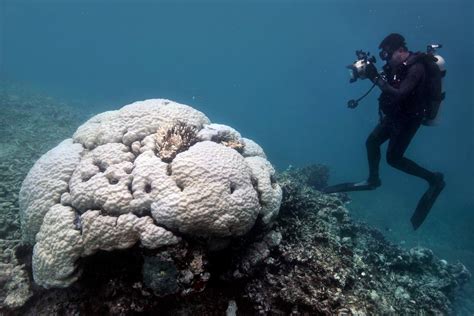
[239, 166, 471, 314]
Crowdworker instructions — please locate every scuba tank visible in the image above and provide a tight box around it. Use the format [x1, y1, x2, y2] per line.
[422, 44, 446, 126]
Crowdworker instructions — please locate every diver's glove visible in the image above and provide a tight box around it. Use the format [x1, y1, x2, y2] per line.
[372, 71, 388, 88]
[365, 62, 379, 81]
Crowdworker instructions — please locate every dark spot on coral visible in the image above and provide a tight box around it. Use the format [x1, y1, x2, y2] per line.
[127, 182, 134, 194]
[270, 174, 277, 184]
[73, 213, 82, 232]
[230, 182, 236, 194]
[108, 177, 119, 185]
[250, 178, 263, 206]
[145, 183, 152, 194]
[161, 156, 174, 164]
[93, 159, 107, 172]
[251, 177, 258, 190]
[270, 174, 278, 189]
[133, 208, 152, 217]
[167, 164, 172, 176]
[256, 190, 263, 206]
[176, 181, 184, 191]
[81, 173, 93, 182]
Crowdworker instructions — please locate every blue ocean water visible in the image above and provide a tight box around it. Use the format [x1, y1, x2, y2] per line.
[1, 0, 473, 310]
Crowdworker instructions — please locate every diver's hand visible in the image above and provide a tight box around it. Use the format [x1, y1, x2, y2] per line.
[365, 63, 379, 81]
[375, 76, 387, 88]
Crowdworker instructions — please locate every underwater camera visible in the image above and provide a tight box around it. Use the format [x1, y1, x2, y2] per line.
[346, 50, 378, 108]
[347, 50, 377, 83]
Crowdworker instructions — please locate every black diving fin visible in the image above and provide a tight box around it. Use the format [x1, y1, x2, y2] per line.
[322, 180, 381, 194]
[411, 173, 445, 230]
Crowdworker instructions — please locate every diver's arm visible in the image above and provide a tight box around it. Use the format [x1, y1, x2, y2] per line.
[375, 63, 424, 98]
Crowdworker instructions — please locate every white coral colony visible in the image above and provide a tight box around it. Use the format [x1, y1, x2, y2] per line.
[19, 99, 282, 288]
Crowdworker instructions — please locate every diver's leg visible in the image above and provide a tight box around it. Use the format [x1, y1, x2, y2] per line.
[365, 119, 390, 185]
[385, 118, 435, 182]
[385, 117, 445, 229]
[322, 121, 389, 194]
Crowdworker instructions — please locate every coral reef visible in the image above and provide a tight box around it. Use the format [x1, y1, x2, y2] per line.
[238, 166, 471, 314]
[19, 98, 282, 288]
[4, 164, 470, 315]
[300, 164, 330, 190]
[0, 86, 471, 314]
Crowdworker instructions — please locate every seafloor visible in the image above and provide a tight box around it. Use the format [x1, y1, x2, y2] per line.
[0, 83, 473, 315]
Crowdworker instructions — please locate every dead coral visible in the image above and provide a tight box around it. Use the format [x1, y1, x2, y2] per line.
[239, 167, 471, 315]
[0, 240, 33, 310]
[221, 140, 244, 153]
[300, 164, 330, 190]
[155, 122, 198, 163]
[221, 140, 244, 152]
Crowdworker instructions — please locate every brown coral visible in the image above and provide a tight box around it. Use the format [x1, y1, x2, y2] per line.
[155, 122, 198, 163]
[221, 140, 244, 153]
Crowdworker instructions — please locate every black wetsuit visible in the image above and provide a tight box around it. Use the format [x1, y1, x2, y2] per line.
[366, 53, 436, 184]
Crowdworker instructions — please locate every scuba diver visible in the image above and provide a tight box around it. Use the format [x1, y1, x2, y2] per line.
[323, 33, 446, 230]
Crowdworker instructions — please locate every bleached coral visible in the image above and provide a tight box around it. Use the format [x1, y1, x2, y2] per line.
[152, 141, 260, 237]
[32, 204, 83, 288]
[19, 139, 83, 244]
[20, 98, 282, 288]
[245, 156, 282, 224]
[80, 210, 179, 256]
[33, 205, 179, 288]
[196, 123, 242, 143]
[68, 143, 135, 215]
[73, 99, 210, 149]
[242, 138, 267, 159]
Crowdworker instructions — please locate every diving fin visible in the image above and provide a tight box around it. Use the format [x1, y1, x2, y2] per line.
[322, 179, 381, 194]
[411, 173, 445, 230]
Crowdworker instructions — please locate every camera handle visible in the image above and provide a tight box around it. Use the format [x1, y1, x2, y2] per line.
[347, 80, 377, 108]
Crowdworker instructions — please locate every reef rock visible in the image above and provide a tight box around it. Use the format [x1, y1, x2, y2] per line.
[6, 165, 471, 315]
[238, 166, 471, 315]
[0, 240, 32, 309]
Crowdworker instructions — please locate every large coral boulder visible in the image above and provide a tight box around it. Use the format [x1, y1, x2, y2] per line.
[19, 99, 282, 288]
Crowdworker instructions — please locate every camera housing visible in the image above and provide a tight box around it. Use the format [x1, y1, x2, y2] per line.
[347, 50, 376, 83]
